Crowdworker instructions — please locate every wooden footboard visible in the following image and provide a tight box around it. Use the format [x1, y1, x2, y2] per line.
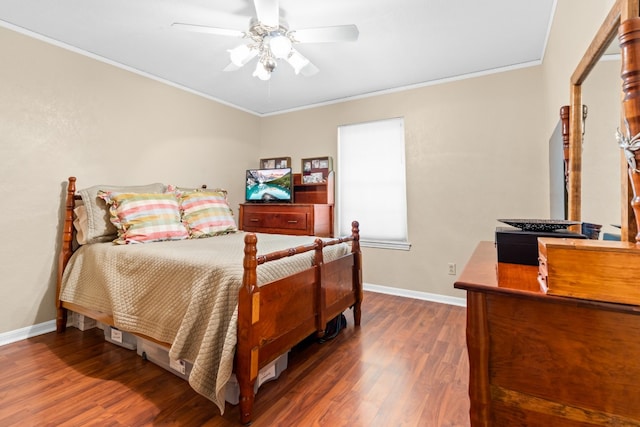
[56, 176, 363, 425]
[237, 223, 362, 424]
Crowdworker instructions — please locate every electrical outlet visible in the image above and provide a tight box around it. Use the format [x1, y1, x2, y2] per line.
[448, 263, 456, 275]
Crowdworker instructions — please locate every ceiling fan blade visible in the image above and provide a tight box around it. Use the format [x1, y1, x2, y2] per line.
[253, 0, 279, 27]
[171, 22, 244, 38]
[223, 63, 241, 72]
[300, 62, 319, 77]
[292, 24, 359, 43]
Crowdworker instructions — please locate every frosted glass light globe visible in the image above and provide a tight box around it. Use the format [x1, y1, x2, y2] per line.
[269, 34, 292, 59]
[228, 44, 256, 66]
[253, 61, 272, 81]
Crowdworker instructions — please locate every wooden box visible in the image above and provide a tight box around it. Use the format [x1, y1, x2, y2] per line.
[538, 238, 640, 305]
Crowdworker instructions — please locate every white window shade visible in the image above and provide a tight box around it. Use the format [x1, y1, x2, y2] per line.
[338, 118, 410, 250]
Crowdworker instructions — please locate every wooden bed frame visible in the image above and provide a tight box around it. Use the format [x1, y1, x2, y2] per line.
[55, 176, 363, 425]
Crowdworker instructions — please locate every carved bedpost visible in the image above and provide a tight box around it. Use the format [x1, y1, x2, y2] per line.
[619, 18, 640, 243]
[560, 106, 571, 196]
[238, 232, 259, 425]
[56, 176, 76, 333]
[561, 105, 587, 225]
[314, 238, 327, 338]
[351, 221, 363, 326]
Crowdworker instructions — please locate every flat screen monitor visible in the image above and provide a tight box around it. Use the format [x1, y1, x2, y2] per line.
[245, 168, 293, 203]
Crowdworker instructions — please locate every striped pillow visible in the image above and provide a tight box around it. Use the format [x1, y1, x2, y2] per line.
[180, 191, 238, 238]
[98, 191, 189, 244]
[78, 182, 166, 244]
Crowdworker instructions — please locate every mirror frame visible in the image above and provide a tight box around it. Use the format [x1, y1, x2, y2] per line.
[568, 0, 639, 241]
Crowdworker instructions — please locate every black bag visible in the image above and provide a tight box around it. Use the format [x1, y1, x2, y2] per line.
[318, 313, 347, 343]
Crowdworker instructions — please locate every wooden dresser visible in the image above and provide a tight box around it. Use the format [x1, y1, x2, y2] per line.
[239, 172, 334, 237]
[239, 203, 332, 237]
[455, 241, 640, 427]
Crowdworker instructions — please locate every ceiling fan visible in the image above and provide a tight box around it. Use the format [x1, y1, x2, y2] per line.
[172, 0, 359, 81]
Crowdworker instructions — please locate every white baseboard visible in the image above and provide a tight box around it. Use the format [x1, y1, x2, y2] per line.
[364, 283, 467, 307]
[0, 320, 57, 347]
[0, 285, 464, 347]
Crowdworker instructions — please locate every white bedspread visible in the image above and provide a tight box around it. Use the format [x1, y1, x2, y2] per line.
[60, 232, 349, 413]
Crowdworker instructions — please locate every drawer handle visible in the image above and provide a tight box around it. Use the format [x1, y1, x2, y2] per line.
[287, 220, 298, 224]
[249, 218, 260, 222]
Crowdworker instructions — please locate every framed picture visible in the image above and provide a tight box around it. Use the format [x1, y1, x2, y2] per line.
[301, 156, 333, 183]
[260, 157, 291, 169]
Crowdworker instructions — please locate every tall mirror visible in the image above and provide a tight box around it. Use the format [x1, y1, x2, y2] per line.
[568, 0, 638, 242]
[581, 41, 622, 239]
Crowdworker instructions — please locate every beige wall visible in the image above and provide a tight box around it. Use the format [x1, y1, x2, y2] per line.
[260, 66, 548, 298]
[542, 0, 616, 131]
[259, 0, 620, 299]
[0, 0, 622, 335]
[0, 27, 260, 334]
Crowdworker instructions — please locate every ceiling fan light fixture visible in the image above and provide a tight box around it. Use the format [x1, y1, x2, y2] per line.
[228, 44, 257, 67]
[269, 34, 292, 59]
[174, 0, 360, 82]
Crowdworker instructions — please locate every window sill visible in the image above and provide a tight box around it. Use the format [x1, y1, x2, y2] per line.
[360, 240, 411, 251]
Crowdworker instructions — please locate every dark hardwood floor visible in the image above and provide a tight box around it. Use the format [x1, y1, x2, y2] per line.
[0, 291, 470, 426]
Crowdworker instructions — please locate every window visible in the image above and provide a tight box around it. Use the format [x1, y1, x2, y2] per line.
[337, 117, 410, 250]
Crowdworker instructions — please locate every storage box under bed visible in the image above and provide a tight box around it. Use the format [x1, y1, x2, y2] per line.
[135, 336, 288, 405]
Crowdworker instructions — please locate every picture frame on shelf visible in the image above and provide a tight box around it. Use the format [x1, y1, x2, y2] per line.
[301, 156, 333, 184]
[260, 157, 291, 169]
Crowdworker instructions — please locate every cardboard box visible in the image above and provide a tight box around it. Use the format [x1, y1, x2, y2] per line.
[67, 312, 97, 331]
[538, 238, 640, 305]
[495, 227, 585, 266]
[103, 325, 137, 350]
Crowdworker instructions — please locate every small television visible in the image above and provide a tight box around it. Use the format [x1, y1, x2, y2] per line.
[245, 168, 293, 203]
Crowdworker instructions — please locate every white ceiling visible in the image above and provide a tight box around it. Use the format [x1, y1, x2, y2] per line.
[0, 0, 556, 116]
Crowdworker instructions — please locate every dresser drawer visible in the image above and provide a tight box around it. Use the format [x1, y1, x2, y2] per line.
[239, 203, 332, 236]
[243, 211, 308, 231]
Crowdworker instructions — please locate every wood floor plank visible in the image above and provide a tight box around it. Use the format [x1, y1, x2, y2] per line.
[0, 291, 470, 426]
